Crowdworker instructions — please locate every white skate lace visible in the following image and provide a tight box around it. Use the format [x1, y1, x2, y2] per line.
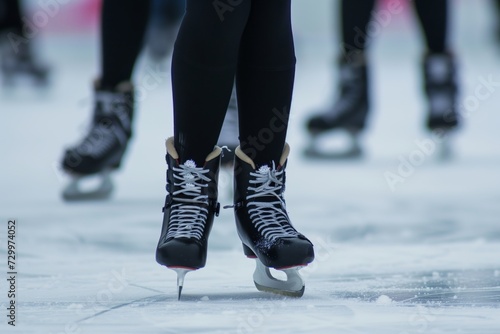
[166, 160, 211, 240]
[246, 163, 299, 241]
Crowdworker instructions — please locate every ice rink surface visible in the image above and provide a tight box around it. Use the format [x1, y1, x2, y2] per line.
[1, 1, 500, 333]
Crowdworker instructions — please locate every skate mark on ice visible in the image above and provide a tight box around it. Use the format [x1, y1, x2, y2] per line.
[76, 294, 167, 323]
[397, 287, 500, 306]
[129, 283, 165, 294]
[333, 288, 500, 307]
[171, 292, 287, 302]
[327, 219, 500, 243]
[76, 289, 289, 323]
[328, 269, 500, 307]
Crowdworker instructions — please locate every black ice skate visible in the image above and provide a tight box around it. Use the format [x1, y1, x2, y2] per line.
[156, 138, 221, 300]
[61, 81, 134, 201]
[0, 39, 50, 86]
[423, 52, 459, 160]
[305, 55, 369, 159]
[230, 145, 314, 297]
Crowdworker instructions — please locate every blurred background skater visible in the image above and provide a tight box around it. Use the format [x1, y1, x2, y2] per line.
[0, 0, 50, 86]
[60, 0, 151, 201]
[304, 0, 460, 160]
[60, 0, 239, 201]
[144, 0, 185, 65]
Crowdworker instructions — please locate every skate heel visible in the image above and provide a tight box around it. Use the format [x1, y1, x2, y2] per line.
[242, 243, 257, 258]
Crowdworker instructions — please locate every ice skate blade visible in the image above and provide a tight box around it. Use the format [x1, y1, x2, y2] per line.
[304, 130, 363, 160]
[1, 71, 50, 88]
[303, 145, 362, 160]
[426, 128, 455, 162]
[436, 144, 452, 161]
[252, 260, 305, 298]
[170, 268, 193, 301]
[435, 136, 453, 161]
[62, 171, 114, 201]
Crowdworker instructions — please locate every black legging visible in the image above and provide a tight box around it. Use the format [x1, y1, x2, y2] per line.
[0, 0, 23, 33]
[100, 0, 187, 88]
[100, 0, 151, 89]
[172, 0, 295, 167]
[341, 0, 448, 57]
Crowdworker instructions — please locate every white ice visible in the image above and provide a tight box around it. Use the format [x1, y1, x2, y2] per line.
[1, 1, 500, 333]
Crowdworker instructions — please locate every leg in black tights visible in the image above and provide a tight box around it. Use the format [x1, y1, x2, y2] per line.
[0, 0, 51, 83]
[340, 0, 376, 60]
[100, 0, 151, 89]
[495, 0, 500, 42]
[340, 0, 448, 56]
[0, 0, 23, 33]
[304, 0, 373, 137]
[413, 0, 458, 131]
[413, 0, 448, 53]
[237, 0, 295, 165]
[172, 0, 249, 165]
[172, 0, 295, 167]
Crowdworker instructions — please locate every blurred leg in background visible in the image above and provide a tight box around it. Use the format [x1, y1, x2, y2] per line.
[60, 0, 151, 201]
[304, 0, 375, 159]
[0, 0, 50, 86]
[414, 0, 459, 159]
[414, 0, 459, 133]
[304, 0, 459, 159]
[494, 0, 500, 44]
[144, 0, 185, 64]
[60, 0, 238, 201]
